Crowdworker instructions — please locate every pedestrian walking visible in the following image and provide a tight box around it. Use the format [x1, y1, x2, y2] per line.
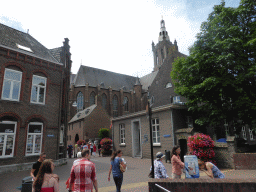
[198, 159, 225, 178]
[98, 143, 101, 157]
[30, 152, 46, 180]
[93, 144, 96, 157]
[32, 159, 59, 192]
[150, 152, 169, 179]
[108, 150, 126, 192]
[83, 142, 88, 150]
[67, 144, 73, 158]
[68, 149, 98, 192]
[74, 143, 78, 158]
[171, 145, 184, 179]
[90, 142, 93, 155]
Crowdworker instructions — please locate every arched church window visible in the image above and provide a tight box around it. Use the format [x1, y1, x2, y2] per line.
[113, 95, 118, 117]
[123, 97, 129, 111]
[89, 92, 96, 106]
[102, 93, 107, 110]
[77, 92, 83, 112]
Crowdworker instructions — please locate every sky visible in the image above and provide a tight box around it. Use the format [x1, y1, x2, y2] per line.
[0, 0, 241, 77]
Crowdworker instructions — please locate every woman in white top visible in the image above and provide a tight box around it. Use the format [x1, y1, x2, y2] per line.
[32, 159, 59, 192]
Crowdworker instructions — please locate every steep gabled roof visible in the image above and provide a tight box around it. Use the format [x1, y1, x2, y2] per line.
[49, 47, 62, 63]
[0, 23, 61, 64]
[74, 65, 138, 91]
[140, 70, 158, 91]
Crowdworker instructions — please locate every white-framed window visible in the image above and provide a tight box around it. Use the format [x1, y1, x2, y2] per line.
[173, 96, 180, 104]
[165, 83, 172, 88]
[0, 121, 17, 158]
[1, 68, 22, 101]
[242, 126, 247, 140]
[187, 116, 193, 128]
[77, 92, 84, 112]
[30, 75, 47, 104]
[152, 118, 160, 143]
[26, 122, 43, 156]
[120, 124, 125, 144]
[60, 125, 64, 146]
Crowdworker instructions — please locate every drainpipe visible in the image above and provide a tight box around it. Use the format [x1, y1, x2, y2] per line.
[57, 70, 64, 160]
[171, 108, 175, 146]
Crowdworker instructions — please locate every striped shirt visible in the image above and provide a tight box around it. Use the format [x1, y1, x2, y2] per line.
[69, 158, 97, 192]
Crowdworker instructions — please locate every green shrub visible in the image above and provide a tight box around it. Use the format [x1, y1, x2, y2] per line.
[98, 128, 110, 139]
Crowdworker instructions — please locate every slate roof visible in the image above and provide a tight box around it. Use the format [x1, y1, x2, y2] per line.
[0, 23, 61, 64]
[140, 71, 158, 91]
[148, 51, 188, 108]
[74, 65, 138, 91]
[49, 47, 62, 63]
[69, 104, 97, 123]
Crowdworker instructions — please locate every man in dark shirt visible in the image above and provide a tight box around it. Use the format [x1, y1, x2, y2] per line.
[30, 152, 46, 180]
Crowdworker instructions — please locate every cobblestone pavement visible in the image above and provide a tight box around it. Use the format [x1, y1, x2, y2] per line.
[0, 155, 256, 192]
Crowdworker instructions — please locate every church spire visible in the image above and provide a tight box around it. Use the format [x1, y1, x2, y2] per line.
[158, 17, 170, 42]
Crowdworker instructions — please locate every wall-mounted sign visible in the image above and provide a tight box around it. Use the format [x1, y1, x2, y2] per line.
[144, 134, 148, 143]
[47, 134, 54, 137]
[163, 134, 171, 138]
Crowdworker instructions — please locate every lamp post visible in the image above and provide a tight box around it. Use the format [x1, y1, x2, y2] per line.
[147, 93, 154, 178]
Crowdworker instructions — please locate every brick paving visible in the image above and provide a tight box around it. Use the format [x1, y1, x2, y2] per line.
[0, 155, 256, 192]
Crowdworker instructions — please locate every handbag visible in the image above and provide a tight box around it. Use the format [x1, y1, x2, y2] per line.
[120, 162, 126, 173]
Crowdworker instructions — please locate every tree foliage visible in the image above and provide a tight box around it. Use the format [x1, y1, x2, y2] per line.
[98, 128, 110, 139]
[171, 0, 256, 127]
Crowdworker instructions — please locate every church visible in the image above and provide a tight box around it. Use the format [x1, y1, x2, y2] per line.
[68, 18, 190, 158]
[68, 19, 239, 168]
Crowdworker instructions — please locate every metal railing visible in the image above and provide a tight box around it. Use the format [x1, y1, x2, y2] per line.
[155, 184, 171, 192]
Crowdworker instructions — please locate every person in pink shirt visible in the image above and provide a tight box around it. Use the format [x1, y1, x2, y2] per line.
[171, 145, 184, 179]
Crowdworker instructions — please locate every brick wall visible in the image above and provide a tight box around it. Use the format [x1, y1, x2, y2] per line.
[234, 153, 256, 170]
[0, 51, 63, 165]
[68, 105, 111, 146]
[148, 178, 256, 192]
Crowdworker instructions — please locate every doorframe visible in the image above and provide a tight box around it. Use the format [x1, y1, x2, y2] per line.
[131, 119, 142, 158]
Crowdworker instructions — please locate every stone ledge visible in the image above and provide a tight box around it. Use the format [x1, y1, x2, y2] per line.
[215, 142, 228, 148]
[148, 178, 256, 192]
[0, 158, 67, 175]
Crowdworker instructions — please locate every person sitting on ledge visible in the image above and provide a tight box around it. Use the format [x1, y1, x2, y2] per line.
[198, 159, 225, 179]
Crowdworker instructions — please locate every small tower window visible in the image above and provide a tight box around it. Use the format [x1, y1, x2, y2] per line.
[166, 83, 172, 88]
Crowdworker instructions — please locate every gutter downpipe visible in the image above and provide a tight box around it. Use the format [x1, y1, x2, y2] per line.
[171, 107, 175, 146]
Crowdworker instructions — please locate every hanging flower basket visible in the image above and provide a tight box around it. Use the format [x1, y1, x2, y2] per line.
[100, 138, 112, 156]
[188, 133, 216, 164]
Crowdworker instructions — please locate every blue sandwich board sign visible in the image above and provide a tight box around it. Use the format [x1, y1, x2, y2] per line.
[184, 155, 200, 178]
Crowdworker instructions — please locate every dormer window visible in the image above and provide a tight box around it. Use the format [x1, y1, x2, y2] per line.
[166, 83, 172, 88]
[85, 109, 90, 115]
[16, 44, 33, 52]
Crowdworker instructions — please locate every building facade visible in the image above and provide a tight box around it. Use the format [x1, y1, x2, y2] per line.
[0, 23, 71, 168]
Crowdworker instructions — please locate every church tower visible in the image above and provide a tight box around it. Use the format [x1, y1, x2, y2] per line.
[152, 18, 178, 72]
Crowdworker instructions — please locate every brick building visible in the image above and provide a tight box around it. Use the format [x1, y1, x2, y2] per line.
[67, 104, 111, 145]
[0, 23, 71, 169]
